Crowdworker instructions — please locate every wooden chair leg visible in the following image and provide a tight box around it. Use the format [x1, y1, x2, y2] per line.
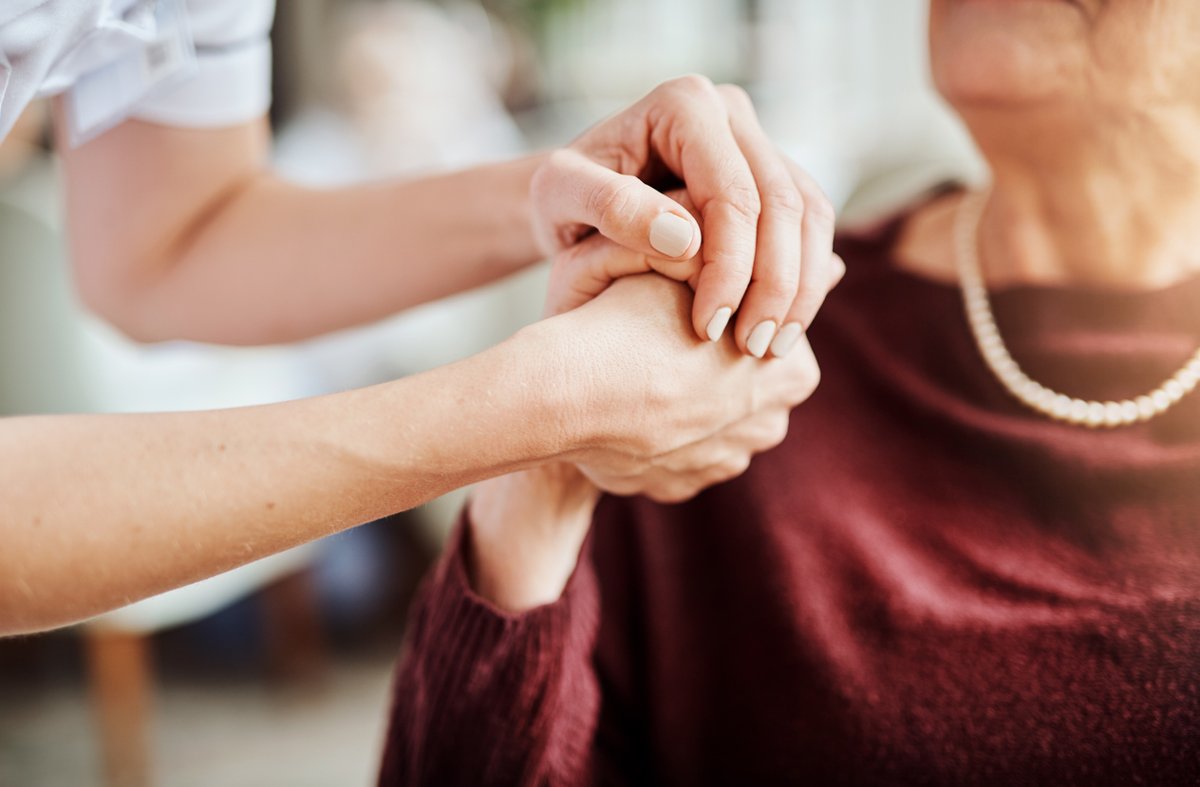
[85, 629, 152, 787]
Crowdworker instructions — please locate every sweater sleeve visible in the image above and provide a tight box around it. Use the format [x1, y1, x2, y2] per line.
[377, 514, 603, 786]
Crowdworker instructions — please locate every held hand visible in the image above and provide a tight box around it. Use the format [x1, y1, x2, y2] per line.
[469, 405, 811, 611]
[567, 261, 842, 502]
[530, 76, 838, 356]
[543, 268, 840, 497]
[552, 274, 820, 473]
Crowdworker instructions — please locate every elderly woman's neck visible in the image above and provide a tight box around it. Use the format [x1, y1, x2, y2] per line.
[968, 103, 1200, 289]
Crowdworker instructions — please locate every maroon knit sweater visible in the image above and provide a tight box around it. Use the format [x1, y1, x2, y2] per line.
[379, 204, 1200, 786]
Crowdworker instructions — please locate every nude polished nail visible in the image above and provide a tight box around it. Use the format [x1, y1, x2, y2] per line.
[770, 322, 804, 358]
[747, 321, 778, 359]
[706, 307, 733, 342]
[649, 212, 695, 257]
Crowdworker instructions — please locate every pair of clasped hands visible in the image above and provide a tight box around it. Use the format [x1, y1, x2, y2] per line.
[470, 77, 842, 611]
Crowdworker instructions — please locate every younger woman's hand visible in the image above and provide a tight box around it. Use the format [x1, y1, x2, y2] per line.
[543, 188, 844, 360]
[530, 76, 838, 356]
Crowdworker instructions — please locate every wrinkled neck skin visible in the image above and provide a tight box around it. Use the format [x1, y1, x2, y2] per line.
[955, 97, 1200, 290]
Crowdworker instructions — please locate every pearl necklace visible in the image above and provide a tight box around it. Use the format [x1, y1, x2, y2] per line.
[954, 191, 1200, 428]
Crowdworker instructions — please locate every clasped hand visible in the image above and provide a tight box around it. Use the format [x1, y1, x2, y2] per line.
[469, 77, 841, 610]
[533, 76, 842, 502]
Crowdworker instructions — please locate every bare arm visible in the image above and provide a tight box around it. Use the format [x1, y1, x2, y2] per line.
[55, 76, 839, 352]
[2, 272, 829, 636]
[0, 324, 575, 635]
[55, 106, 545, 344]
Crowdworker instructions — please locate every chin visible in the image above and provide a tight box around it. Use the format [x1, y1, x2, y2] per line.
[928, 0, 1090, 108]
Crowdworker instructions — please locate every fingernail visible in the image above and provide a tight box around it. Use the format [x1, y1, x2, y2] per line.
[649, 212, 694, 257]
[705, 307, 733, 342]
[770, 322, 804, 358]
[747, 320, 778, 359]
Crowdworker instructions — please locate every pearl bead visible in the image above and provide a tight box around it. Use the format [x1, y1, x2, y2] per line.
[1136, 395, 1157, 421]
[1068, 399, 1090, 424]
[1034, 388, 1057, 412]
[1119, 400, 1139, 424]
[1103, 401, 1124, 426]
[992, 362, 1017, 385]
[1052, 395, 1073, 420]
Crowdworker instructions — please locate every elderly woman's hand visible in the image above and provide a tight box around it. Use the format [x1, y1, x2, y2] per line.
[530, 76, 837, 357]
[467, 271, 839, 612]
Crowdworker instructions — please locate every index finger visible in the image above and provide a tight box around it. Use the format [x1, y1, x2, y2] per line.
[639, 76, 763, 343]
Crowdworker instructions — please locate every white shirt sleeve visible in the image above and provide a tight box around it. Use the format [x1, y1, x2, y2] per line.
[132, 0, 276, 127]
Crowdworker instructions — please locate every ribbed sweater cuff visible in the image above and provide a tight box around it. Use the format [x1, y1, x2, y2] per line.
[380, 514, 601, 785]
[432, 513, 596, 642]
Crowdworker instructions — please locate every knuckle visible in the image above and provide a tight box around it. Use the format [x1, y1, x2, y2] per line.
[754, 265, 801, 300]
[762, 181, 805, 220]
[589, 176, 643, 231]
[532, 148, 572, 197]
[797, 361, 822, 401]
[716, 83, 754, 112]
[666, 74, 717, 99]
[765, 414, 791, 448]
[716, 184, 763, 226]
[723, 453, 753, 478]
[775, 362, 820, 408]
[804, 193, 837, 229]
[647, 484, 689, 504]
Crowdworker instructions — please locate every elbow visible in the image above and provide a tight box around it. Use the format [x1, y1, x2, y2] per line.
[72, 255, 177, 344]
[76, 279, 164, 344]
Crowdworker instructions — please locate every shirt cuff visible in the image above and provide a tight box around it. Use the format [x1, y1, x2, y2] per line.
[132, 38, 271, 128]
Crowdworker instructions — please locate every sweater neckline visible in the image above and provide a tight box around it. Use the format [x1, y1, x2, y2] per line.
[864, 191, 1200, 332]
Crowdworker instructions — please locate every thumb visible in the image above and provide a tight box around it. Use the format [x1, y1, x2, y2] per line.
[544, 234, 701, 317]
[531, 149, 702, 261]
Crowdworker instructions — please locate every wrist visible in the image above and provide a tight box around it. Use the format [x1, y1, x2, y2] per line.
[467, 463, 599, 611]
[504, 314, 599, 460]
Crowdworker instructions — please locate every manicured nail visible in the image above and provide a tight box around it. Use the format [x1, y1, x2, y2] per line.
[747, 320, 777, 359]
[770, 322, 804, 358]
[705, 307, 733, 342]
[649, 212, 694, 257]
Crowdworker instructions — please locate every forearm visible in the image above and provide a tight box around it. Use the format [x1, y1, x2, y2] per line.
[61, 114, 547, 344]
[0, 326, 570, 635]
[133, 156, 547, 344]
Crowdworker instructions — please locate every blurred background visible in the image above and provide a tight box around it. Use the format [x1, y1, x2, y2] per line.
[0, 1, 981, 785]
